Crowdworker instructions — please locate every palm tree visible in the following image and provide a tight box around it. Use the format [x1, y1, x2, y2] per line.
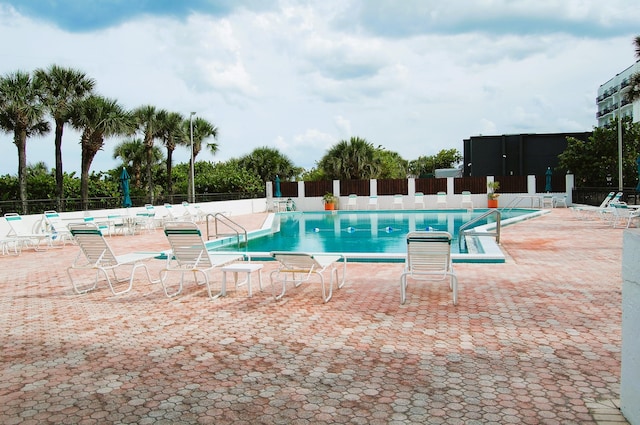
[183, 116, 218, 202]
[70, 95, 133, 210]
[0, 71, 50, 214]
[113, 139, 147, 188]
[187, 116, 219, 160]
[156, 110, 186, 201]
[238, 147, 298, 183]
[34, 65, 95, 210]
[133, 105, 163, 204]
[627, 36, 640, 103]
[318, 136, 380, 180]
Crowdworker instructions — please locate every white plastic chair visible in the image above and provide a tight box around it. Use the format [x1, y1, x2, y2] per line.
[553, 196, 568, 208]
[0, 237, 20, 255]
[414, 192, 424, 209]
[460, 191, 473, 210]
[393, 194, 404, 209]
[368, 196, 378, 210]
[4, 213, 53, 251]
[611, 203, 640, 229]
[83, 216, 112, 236]
[67, 223, 160, 295]
[161, 222, 244, 298]
[270, 252, 346, 303]
[436, 192, 447, 209]
[346, 194, 358, 210]
[43, 210, 74, 245]
[542, 195, 554, 209]
[400, 231, 457, 305]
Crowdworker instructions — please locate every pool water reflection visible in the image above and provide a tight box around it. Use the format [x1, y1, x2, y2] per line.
[208, 209, 543, 262]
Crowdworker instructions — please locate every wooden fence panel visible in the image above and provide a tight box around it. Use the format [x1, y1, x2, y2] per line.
[493, 176, 528, 194]
[304, 180, 333, 197]
[377, 179, 409, 196]
[535, 175, 566, 193]
[414, 178, 447, 194]
[453, 177, 487, 194]
[279, 182, 298, 197]
[340, 180, 370, 196]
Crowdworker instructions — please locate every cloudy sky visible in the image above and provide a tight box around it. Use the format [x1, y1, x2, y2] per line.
[0, 0, 638, 176]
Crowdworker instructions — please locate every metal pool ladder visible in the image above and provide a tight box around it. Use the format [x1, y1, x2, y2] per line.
[206, 213, 247, 248]
[458, 209, 501, 252]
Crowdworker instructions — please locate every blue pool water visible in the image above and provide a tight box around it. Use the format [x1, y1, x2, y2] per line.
[208, 209, 541, 259]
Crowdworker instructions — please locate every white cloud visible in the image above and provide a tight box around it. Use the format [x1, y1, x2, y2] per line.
[0, 0, 638, 178]
[333, 115, 351, 137]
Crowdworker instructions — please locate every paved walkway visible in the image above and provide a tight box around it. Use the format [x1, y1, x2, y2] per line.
[0, 209, 630, 424]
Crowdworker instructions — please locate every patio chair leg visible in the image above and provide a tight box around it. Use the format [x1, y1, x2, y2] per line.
[400, 274, 408, 305]
[159, 270, 184, 297]
[321, 274, 333, 303]
[67, 268, 99, 294]
[270, 270, 287, 300]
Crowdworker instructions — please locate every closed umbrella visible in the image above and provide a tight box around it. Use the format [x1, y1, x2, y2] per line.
[545, 167, 552, 192]
[275, 175, 282, 198]
[120, 167, 132, 208]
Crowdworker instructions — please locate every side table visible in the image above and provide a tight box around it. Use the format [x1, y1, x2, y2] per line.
[220, 263, 264, 297]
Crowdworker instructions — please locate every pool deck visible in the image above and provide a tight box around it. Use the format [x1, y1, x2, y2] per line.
[0, 208, 631, 424]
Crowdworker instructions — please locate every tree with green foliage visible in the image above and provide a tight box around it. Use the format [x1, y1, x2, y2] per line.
[186, 116, 219, 160]
[172, 160, 263, 197]
[70, 95, 133, 209]
[133, 105, 164, 204]
[34, 65, 95, 209]
[558, 117, 640, 187]
[113, 138, 163, 189]
[0, 71, 50, 213]
[237, 147, 300, 183]
[300, 166, 326, 182]
[156, 110, 186, 200]
[626, 35, 640, 103]
[408, 149, 462, 177]
[183, 116, 218, 202]
[374, 148, 408, 179]
[318, 136, 381, 180]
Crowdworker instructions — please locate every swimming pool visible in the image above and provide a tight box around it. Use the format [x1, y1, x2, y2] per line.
[208, 209, 546, 263]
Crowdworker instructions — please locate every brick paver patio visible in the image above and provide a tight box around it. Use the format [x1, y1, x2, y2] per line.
[0, 209, 629, 424]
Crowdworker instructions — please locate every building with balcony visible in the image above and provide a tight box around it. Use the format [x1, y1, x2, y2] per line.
[596, 60, 640, 127]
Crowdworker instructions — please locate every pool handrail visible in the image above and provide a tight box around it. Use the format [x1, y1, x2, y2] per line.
[458, 209, 501, 252]
[206, 213, 247, 247]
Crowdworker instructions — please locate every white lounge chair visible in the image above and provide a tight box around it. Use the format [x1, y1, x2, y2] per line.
[611, 203, 640, 229]
[160, 203, 192, 223]
[571, 191, 618, 219]
[161, 221, 244, 298]
[181, 201, 204, 222]
[346, 194, 357, 210]
[436, 192, 447, 209]
[270, 252, 346, 303]
[414, 192, 425, 209]
[0, 236, 20, 255]
[368, 196, 378, 210]
[393, 194, 404, 209]
[132, 204, 159, 231]
[460, 191, 473, 210]
[552, 195, 568, 208]
[82, 215, 112, 236]
[4, 213, 53, 251]
[400, 231, 458, 305]
[43, 210, 74, 245]
[542, 195, 554, 209]
[67, 223, 160, 295]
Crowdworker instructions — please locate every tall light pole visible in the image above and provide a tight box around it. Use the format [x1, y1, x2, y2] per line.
[618, 85, 624, 193]
[189, 112, 196, 203]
